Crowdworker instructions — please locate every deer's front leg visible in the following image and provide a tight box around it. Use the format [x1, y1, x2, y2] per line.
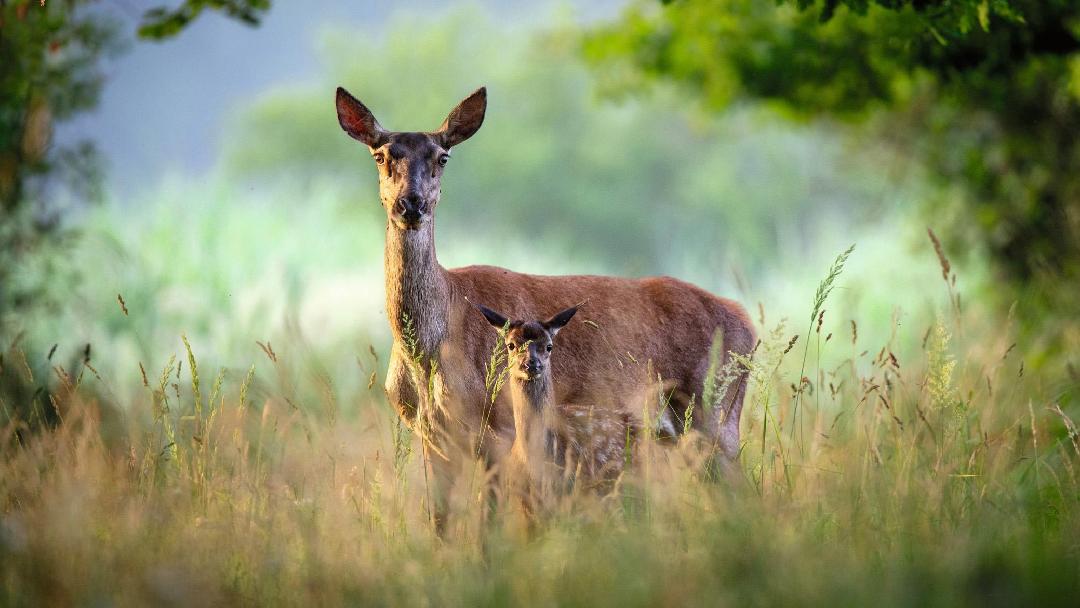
[384, 345, 419, 427]
[387, 345, 461, 532]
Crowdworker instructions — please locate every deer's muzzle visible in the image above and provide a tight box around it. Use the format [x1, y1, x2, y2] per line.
[393, 196, 428, 229]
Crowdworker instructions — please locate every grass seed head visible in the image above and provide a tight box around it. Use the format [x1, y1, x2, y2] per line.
[927, 227, 951, 283]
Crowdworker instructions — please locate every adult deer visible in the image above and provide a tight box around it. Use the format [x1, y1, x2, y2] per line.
[335, 86, 755, 524]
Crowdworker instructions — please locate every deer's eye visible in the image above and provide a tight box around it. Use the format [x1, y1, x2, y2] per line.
[373, 153, 386, 165]
[438, 154, 449, 167]
[546, 344, 553, 353]
[507, 342, 518, 351]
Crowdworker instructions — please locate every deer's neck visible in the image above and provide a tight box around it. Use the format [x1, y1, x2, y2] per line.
[510, 376, 553, 464]
[385, 223, 451, 358]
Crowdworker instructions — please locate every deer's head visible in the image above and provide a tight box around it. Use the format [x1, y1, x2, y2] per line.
[335, 86, 487, 231]
[476, 305, 577, 382]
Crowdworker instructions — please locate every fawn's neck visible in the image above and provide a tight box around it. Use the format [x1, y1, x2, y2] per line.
[384, 222, 450, 358]
[510, 376, 553, 463]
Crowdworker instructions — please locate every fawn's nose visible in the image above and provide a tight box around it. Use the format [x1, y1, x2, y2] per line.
[523, 360, 541, 375]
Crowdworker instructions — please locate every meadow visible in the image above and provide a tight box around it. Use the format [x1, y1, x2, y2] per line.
[2, 238, 1077, 606]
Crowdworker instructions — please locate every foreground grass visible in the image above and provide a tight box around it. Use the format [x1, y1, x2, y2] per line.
[1, 268, 1078, 606]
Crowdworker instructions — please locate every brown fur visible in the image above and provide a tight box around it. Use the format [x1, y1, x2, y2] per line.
[336, 86, 756, 520]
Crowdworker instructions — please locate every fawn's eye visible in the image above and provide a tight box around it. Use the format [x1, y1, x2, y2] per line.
[507, 342, 518, 351]
[438, 154, 449, 166]
[373, 153, 385, 165]
[545, 344, 553, 353]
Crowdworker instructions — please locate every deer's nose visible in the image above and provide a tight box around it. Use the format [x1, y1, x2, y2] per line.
[523, 360, 541, 375]
[395, 196, 427, 221]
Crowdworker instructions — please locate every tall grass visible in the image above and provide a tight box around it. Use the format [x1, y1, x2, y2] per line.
[1, 250, 1077, 606]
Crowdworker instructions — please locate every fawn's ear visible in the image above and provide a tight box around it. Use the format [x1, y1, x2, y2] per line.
[336, 87, 388, 148]
[436, 87, 486, 149]
[476, 304, 509, 329]
[543, 307, 577, 336]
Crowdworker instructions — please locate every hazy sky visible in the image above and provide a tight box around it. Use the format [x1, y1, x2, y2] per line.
[59, 0, 624, 199]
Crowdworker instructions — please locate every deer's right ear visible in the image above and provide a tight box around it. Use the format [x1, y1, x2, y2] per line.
[476, 304, 509, 329]
[437, 87, 486, 149]
[336, 87, 387, 148]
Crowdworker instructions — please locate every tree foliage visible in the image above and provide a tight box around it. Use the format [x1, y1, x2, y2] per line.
[787, 0, 1021, 35]
[138, 0, 271, 40]
[0, 1, 121, 320]
[585, 0, 1080, 338]
[0, 0, 272, 330]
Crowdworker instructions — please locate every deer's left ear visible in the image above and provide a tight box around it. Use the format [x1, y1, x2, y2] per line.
[543, 307, 577, 336]
[436, 87, 486, 149]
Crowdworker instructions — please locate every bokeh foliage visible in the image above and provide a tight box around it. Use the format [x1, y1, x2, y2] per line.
[0, 0, 276, 331]
[225, 11, 911, 280]
[0, 1, 120, 324]
[1, 0, 285, 423]
[584, 0, 1080, 356]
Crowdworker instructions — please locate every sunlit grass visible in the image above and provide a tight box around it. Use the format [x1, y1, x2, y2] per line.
[2, 246, 1076, 606]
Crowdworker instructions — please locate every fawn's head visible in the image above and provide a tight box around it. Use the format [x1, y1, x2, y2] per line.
[476, 305, 577, 382]
[335, 86, 486, 231]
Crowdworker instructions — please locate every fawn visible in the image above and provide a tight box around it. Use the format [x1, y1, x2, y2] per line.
[477, 304, 636, 504]
[476, 304, 575, 507]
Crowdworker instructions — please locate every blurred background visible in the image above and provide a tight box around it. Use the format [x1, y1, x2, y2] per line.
[1, 0, 1076, 405]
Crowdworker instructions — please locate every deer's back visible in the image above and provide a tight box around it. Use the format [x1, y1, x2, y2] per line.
[447, 265, 755, 409]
